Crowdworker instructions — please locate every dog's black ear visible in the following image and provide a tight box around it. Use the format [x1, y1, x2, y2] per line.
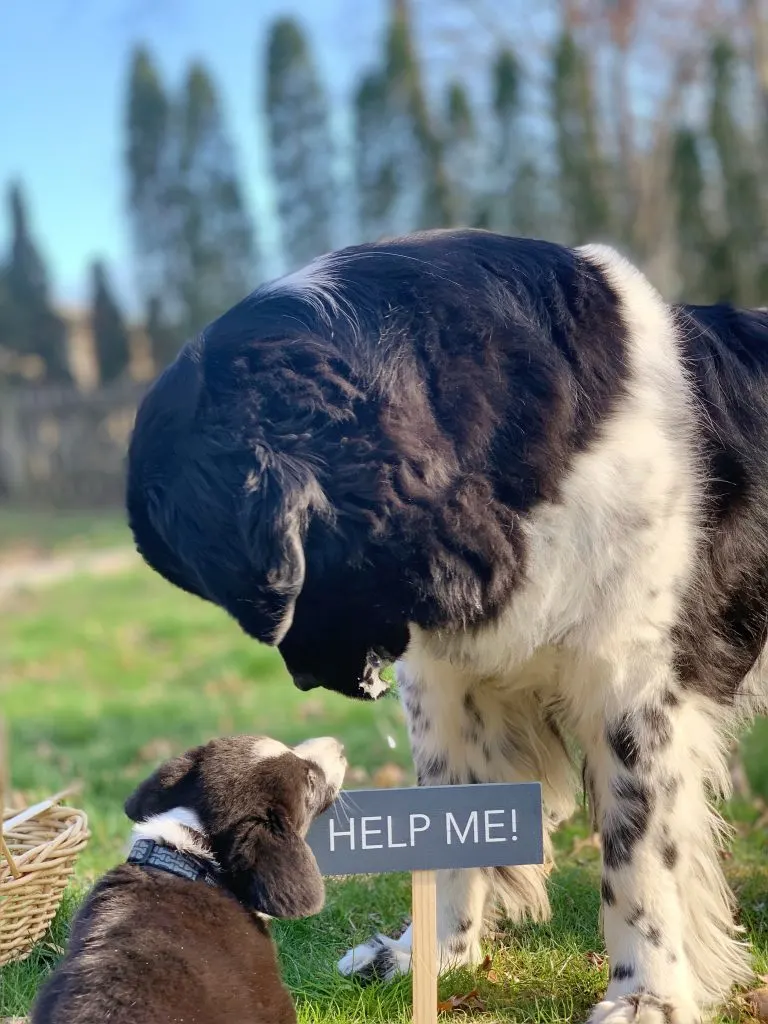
[124, 748, 200, 822]
[239, 459, 329, 645]
[227, 828, 325, 919]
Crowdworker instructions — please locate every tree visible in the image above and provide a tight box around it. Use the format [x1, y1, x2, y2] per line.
[90, 259, 131, 384]
[490, 48, 520, 235]
[144, 295, 178, 369]
[125, 46, 171, 319]
[125, 52, 255, 362]
[443, 81, 477, 227]
[167, 62, 255, 341]
[551, 31, 612, 244]
[354, 70, 399, 242]
[487, 47, 546, 238]
[264, 17, 335, 270]
[354, 0, 452, 241]
[2, 182, 70, 383]
[708, 37, 764, 304]
[670, 128, 712, 301]
[385, 0, 452, 230]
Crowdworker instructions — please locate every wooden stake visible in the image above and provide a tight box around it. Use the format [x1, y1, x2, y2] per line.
[411, 869, 437, 1024]
[0, 715, 21, 879]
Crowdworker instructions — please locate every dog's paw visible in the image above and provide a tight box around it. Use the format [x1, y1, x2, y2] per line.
[337, 935, 411, 983]
[588, 994, 700, 1024]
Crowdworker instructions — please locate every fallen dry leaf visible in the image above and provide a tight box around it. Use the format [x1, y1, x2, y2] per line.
[479, 954, 493, 972]
[437, 989, 486, 1014]
[586, 951, 607, 969]
[372, 762, 406, 788]
[745, 986, 768, 1021]
[346, 766, 370, 785]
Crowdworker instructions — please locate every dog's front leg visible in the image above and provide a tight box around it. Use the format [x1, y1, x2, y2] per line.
[338, 652, 575, 982]
[579, 686, 751, 1024]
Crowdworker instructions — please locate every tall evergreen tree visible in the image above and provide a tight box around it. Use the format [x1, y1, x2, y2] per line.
[144, 295, 178, 371]
[3, 182, 69, 383]
[385, 0, 452, 230]
[708, 37, 764, 304]
[443, 81, 477, 227]
[491, 48, 521, 234]
[670, 128, 712, 301]
[551, 31, 612, 244]
[486, 48, 547, 239]
[125, 46, 171, 317]
[264, 17, 335, 270]
[126, 53, 255, 360]
[168, 62, 255, 339]
[354, 0, 451, 241]
[354, 69, 399, 242]
[90, 259, 131, 384]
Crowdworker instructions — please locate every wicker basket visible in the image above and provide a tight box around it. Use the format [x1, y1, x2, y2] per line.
[1, 799, 89, 966]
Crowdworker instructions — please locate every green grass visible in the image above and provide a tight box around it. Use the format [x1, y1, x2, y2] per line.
[2, 564, 767, 1022]
[0, 507, 130, 559]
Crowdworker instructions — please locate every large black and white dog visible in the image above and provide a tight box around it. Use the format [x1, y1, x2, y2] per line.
[127, 229, 768, 1024]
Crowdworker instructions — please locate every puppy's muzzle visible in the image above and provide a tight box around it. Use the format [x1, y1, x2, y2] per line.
[293, 736, 347, 793]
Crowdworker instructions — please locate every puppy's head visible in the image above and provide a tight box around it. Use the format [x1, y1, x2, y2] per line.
[125, 734, 346, 918]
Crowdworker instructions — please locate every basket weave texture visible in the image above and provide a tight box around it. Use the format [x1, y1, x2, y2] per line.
[1, 804, 89, 966]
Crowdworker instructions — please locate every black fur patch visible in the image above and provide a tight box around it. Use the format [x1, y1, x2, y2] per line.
[417, 754, 448, 784]
[662, 842, 678, 869]
[601, 878, 616, 906]
[672, 304, 768, 705]
[354, 944, 401, 984]
[126, 229, 628, 699]
[646, 924, 662, 947]
[626, 903, 644, 926]
[612, 962, 635, 981]
[641, 706, 671, 748]
[607, 715, 638, 770]
[603, 778, 653, 869]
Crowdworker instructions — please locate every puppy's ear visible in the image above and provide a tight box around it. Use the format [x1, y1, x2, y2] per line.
[226, 828, 325, 919]
[124, 748, 200, 822]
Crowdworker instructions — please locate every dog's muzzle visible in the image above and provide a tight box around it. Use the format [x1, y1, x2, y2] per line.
[293, 673, 320, 692]
[290, 652, 391, 700]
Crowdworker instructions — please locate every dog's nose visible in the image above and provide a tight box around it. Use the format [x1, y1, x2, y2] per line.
[293, 672, 320, 692]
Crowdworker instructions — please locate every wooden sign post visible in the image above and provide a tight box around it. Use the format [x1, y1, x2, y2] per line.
[307, 782, 544, 1024]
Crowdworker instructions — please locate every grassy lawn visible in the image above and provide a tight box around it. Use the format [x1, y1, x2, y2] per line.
[0, 507, 130, 561]
[1, 559, 767, 1021]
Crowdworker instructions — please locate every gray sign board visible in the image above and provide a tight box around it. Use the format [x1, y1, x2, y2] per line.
[307, 782, 543, 876]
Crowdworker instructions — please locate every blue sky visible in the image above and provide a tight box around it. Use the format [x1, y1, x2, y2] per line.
[0, 0, 384, 310]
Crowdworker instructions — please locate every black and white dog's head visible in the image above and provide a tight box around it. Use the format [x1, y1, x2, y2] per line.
[127, 230, 624, 698]
[125, 734, 346, 918]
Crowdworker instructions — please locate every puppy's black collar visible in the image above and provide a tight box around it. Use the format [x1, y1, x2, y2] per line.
[127, 837, 221, 888]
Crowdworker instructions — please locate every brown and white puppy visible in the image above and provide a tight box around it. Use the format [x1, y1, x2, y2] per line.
[31, 734, 346, 1024]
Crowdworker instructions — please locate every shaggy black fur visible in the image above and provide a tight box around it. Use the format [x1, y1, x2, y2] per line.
[127, 229, 768, 709]
[127, 229, 626, 698]
[672, 303, 768, 703]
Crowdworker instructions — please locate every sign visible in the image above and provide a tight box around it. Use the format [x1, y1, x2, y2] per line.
[307, 782, 543, 876]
